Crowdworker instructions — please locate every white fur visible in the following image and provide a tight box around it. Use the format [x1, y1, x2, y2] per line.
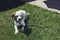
[13, 10, 29, 34]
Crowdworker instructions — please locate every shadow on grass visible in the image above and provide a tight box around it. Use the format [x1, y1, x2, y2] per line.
[0, 0, 35, 12]
[44, 0, 60, 10]
[23, 16, 32, 36]
[23, 26, 32, 36]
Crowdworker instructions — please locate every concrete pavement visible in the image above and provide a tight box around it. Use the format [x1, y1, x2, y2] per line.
[26, 0, 60, 13]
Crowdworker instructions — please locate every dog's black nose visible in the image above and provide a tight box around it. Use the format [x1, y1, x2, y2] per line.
[19, 19, 21, 21]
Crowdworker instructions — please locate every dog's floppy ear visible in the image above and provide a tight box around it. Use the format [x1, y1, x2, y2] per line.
[11, 12, 15, 19]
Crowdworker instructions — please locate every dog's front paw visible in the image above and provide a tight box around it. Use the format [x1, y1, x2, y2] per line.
[15, 31, 18, 34]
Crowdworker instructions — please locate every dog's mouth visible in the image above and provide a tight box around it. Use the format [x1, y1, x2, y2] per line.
[16, 20, 21, 23]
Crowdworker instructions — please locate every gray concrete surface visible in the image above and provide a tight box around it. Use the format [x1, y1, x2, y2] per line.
[23, 0, 60, 13]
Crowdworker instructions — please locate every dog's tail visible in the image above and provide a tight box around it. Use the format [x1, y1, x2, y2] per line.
[26, 13, 30, 15]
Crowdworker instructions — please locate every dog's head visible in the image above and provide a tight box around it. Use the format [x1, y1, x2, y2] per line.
[11, 12, 23, 23]
[11, 10, 30, 23]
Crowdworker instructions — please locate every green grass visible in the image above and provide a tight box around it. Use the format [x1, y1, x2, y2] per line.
[0, 3, 60, 40]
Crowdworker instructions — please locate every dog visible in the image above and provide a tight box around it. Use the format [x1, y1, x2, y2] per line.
[11, 10, 30, 34]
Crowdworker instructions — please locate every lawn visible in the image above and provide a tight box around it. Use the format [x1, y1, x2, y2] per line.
[0, 3, 60, 40]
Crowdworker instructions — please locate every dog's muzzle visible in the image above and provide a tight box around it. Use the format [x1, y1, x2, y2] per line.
[16, 18, 22, 23]
[18, 19, 21, 21]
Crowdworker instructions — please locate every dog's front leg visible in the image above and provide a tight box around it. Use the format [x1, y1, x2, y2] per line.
[21, 21, 25, 32]
[14, 25, 18, 34]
